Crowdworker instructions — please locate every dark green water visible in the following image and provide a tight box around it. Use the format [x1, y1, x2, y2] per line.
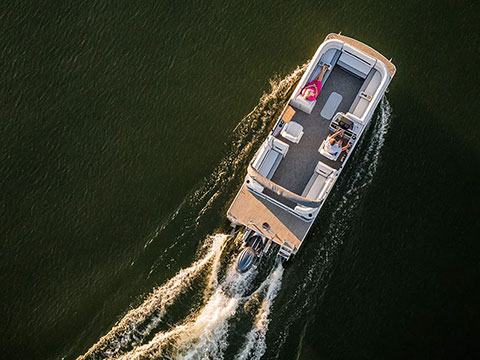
[1, 0, 479, 359]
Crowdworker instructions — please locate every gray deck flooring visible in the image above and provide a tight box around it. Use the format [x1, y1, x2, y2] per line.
[266, 67, 363, 207]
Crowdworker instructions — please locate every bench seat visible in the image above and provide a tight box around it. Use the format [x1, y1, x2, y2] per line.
[301, 161, 335, 200]
[294, 161, 335, 220]
[247, 137, 289, 193]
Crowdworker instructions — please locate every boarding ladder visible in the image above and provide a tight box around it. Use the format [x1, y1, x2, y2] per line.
[277, 240, 296, 261]
[248, 221, 295, 260]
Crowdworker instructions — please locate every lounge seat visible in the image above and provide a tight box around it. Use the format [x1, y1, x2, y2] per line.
[349, 69, 382, 118]
[280, 121, 304, 143]
[302, 162, 335, 200]
[336, 45, 375, 79]
[290, 49, 341, 115]
[290, 94, 315, 114]
[246, 136, 289, 192]
[294, 161, 335, 220]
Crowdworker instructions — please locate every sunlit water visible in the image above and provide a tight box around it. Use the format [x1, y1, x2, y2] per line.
[2, 1, 478, 359]
[78, 66, 393, 358]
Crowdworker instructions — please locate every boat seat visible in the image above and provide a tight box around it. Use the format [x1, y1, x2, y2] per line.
[247, 137, 289, 193]
[319, 140, 341, 161]
[259, 149, 281, 178]
[301, 161, 335, 200]
[251, 137, 289, 178]
[294, 162, 335, 219]
[268, 136, 289, 156]
[337, 51, 373, 79]
[308, 49, 341, 84]
[291, 50, 341, 115]
[290, 95, 315, 114]
[280, 121, 304, 143]
[350, 69, 382, 118]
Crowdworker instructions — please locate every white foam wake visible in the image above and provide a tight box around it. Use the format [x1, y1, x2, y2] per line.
[236, 263, 284, 360]
[117, 262, 258, 360]
[349, 96, 391, 188]
[79, 234, 228, 359]
[334, 96, 392, 219]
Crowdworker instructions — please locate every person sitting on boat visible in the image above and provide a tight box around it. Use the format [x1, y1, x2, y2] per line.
[301, 64, 329, 101]
[325, 129, 351, 155]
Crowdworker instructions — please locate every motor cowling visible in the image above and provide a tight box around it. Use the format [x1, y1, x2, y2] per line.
[236, 247, 256, 273]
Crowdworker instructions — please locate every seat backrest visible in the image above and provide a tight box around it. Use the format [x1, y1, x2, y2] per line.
[269, 137, 289, 156]
[343, 44, 376, 67]
[315, 161, 335, 177]
[337, 52, 372, 79]
[257, 149, 280, 178]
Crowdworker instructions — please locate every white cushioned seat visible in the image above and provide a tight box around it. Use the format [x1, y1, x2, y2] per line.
[280, 121, 304, 143]
[268, 136, 289, 155]
[351, 70, 382, 118]
[247, 137, 289, 192]
[290, 95, 315, 114]
[294, 162, 335, 220]
[343, 44, 376, 67]
[303, 175, 327, 200]
[315, 161, 335, 176]
[258, 150, 280, 178]
[290, 49, 342, 115]
[301, 162, 334, 199]
[337, 51, 373, 79]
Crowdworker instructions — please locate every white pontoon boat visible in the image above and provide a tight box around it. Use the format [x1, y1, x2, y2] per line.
[228, 33, 396, 271]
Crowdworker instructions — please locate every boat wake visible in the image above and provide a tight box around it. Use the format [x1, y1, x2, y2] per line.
[79, 65, 305, 360]
[235, 265, 284, 360]
[82, 240, 284, 360]
[117, 263, 284, 360]
[78, 66, 393, 360]
[79, 234, 228, 359]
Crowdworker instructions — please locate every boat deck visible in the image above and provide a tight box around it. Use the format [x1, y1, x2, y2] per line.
[228, 67, 363, 248]
[228, 185, 311, 249]
[228, 34, 395, 255]
[265, 67, 363, 208]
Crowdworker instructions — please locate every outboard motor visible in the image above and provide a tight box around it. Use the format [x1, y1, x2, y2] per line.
[236, 247, 256, 273]
[235, 233, 267, 273]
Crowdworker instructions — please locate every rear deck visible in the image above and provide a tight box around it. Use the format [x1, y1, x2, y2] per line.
[228, 185, 311, 248]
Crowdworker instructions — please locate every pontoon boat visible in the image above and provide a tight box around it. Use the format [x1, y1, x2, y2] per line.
[228, 33, 396, 271]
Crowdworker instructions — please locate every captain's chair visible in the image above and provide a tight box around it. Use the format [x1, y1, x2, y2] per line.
[319, 137, 341, 161]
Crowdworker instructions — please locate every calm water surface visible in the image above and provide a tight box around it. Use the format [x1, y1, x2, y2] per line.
[1, 0, 479, 359]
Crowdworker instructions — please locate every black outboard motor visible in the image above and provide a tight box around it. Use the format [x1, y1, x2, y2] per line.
[235, 234, 266, 273]
[236, 247, 256, 273]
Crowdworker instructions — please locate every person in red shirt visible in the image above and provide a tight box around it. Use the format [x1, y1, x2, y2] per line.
[301, 64, 329, 101]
